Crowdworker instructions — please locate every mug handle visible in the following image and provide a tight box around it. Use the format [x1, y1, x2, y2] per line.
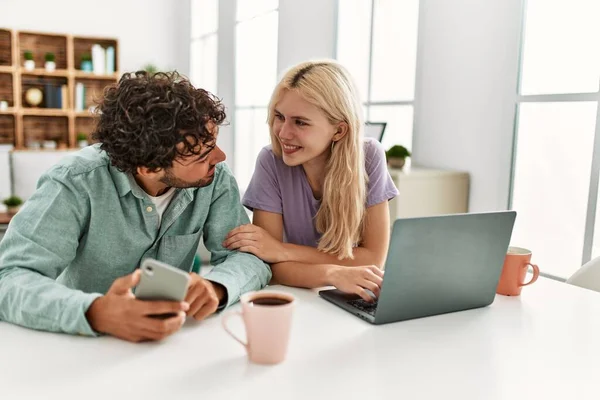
[520, 263, 540, 287]
[221, 311, 247, 348]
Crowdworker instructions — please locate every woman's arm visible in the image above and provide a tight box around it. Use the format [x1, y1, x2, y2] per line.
[225, 202, 391, 268]
[282, 201, 391, 268]
[226, 209, 385, 301]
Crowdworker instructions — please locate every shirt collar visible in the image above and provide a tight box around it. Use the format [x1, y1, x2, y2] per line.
[109, 164, 142, 198]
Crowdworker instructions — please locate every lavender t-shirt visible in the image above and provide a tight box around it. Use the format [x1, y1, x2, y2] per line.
[242, 138, 400, 247]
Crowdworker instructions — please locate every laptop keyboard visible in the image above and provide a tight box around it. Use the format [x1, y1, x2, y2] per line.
[347, 299, 378, 316]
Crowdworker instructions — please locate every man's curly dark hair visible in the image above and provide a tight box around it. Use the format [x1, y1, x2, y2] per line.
[92, 71, 226, 174]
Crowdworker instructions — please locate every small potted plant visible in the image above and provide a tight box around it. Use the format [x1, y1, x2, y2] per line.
[143, 63, 159, 74]
[80, 53, 93, 72]
[386, 145, 411, 169]
[24, 50, 35, 71]
[44, 52, 56, 72]
[77, 132, 88, 148]
[3, 196, 23, 215]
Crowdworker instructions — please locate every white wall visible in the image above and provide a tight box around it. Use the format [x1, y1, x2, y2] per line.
[0, 147, 10, 210]
[0, 0, 190, 74]
[412, 0, 523, 212]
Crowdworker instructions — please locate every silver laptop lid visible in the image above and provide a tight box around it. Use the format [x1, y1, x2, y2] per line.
[374, 211, 516, 324]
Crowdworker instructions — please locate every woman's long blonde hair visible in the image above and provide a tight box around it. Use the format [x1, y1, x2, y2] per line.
[267, 60, 367, 259]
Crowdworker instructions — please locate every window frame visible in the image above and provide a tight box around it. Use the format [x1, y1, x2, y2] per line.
[508, 0, 600, 281]
[334, 0, 418, 147]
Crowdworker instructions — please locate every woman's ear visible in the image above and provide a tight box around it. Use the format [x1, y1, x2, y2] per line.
[332, 122, 349, 142]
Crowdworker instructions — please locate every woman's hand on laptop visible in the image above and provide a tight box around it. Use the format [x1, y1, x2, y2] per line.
[327, 265, 384, 302]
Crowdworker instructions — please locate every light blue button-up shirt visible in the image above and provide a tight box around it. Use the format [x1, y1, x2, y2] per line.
[0, 145, 271, 335]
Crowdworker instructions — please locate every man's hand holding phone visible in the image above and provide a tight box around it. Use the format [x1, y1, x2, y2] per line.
[185, 273, 225, 321]
[86, 269, 189, 343]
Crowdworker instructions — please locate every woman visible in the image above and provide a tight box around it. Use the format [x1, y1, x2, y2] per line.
[223, 60, 399, 302]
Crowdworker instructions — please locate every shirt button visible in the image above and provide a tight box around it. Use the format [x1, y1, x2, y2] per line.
[146, 206, 153, 212]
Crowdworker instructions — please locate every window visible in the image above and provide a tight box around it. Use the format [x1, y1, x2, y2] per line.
[510, 0, 600, 279]
[234, 1, 279, 190]
[336, 0, 420, 151]
[190, 0, 218, 95]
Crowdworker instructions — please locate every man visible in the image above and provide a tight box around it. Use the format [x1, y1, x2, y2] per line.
[0, 71, 271, 342]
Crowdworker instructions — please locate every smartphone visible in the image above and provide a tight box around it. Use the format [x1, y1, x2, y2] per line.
[135, 258, 191, 319]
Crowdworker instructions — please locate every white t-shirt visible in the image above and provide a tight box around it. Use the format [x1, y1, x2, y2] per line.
[148, 187, 177, 226]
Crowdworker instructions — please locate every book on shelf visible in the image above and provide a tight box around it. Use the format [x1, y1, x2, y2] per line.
[43, 83, 65, 109]
[61, 85, 68, 110]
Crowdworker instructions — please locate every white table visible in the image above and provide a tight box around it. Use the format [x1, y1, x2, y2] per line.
[2, 277, 600, 400]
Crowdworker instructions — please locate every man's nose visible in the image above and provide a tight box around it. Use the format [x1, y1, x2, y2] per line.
[213, 146, 226, 163]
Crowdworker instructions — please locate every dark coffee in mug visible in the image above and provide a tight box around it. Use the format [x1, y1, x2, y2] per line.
[249, 297, 291, 306]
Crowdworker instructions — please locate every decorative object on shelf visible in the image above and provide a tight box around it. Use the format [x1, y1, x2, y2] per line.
[106, 46, 115, 74]
[80, 53, 92, 72]
[91, 44, 105, 75]
[27, 141, 41, 150]
[23, 50, 35, 70]
[77, 132, 88, 148]
[42, 140, 56, 150]
[75, 82, 85, 111]
[143, 63, 158, 74]
[24, 87, 43, 107]
[44, 52, 56, 72]
[2, 29, 119, 149]
[386, 145, 412, 169]
[2, 195, 23, 215]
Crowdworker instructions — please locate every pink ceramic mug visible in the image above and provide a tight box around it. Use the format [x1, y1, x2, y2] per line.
[222, 291, 296, 365]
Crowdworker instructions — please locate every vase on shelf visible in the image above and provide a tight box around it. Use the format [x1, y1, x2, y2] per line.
[387, 158, 406, 169]
[81, 60, 93, 72]
[6, 206, 20, 215]
[45, 61, 56, 72]
[24, 59, 35, 71]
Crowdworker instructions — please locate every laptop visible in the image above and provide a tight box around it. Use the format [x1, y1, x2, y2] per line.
[364, 122, 387, 142]
[319, 211, 517, 324]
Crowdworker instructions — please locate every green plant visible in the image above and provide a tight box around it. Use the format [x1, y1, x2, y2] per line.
[386, 145, 411, 160]
[76, 132, 88, 141]
[81, 53, 92, 62]
[3, 196, 23, 208]
[24, 51, 33, 61]
[45, 52, 55, 62]
[143, 63, 158, 74]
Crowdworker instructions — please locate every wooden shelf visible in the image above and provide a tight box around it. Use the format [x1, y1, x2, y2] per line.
[74, 111, 97, 117]
[22, 108, 69, 117]
[0, 28, 119, 148]
[0, 108, 16, 115]
[73, 71, 119, 80]
[19, 68, 69, 77]
[12, 148, 77, 152]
